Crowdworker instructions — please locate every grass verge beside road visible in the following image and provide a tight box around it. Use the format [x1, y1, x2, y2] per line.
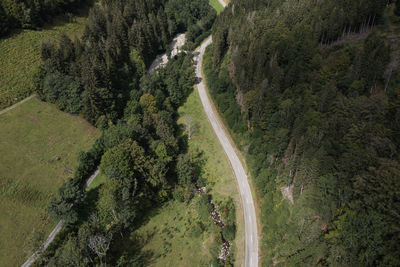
[0, 96, 99, 266]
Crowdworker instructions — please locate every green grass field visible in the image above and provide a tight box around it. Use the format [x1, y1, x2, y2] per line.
[0, 15, 88, 110]
[0, 96, 99, 266]
[209, 0, 224, 14]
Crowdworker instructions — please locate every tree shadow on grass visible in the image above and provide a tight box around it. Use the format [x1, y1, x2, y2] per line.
[78, 185, 101, 222]
[108, 227, 157, 266]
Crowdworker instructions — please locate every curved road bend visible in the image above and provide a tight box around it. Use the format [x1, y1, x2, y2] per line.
[194, 37, 259, 267]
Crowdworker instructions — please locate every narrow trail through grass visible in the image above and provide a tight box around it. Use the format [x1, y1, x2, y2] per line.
[0, 96, 99, 266]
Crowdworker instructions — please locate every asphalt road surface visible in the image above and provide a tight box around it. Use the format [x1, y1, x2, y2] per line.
[194, 36, 259, 267]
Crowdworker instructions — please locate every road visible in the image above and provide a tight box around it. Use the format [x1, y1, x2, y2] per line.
[194, 37, 259, 267]
[21, 170, 99, 267]
[22, 1, 256, 266]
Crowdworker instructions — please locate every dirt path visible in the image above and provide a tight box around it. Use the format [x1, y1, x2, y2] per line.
[0, 95, 36, 115]
[194, 37, 258, 267]
[21, 170, 99, 267]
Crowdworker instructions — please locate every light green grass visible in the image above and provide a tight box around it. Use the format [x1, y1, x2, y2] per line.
[0, 96, 99, 266]
[209, 0, 224, 14]
[178, 89, 245, 265]
[0, 16, 88, 109]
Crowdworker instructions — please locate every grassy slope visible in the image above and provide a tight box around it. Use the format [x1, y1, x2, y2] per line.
[0, 96, 99, 266]
[209, 0, 224, 14]
[0, 16, 88, 110]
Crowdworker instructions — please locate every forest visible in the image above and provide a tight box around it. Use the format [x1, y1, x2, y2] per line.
[28, 0, 234, 265]
[207, 0, 400, 265]
[0, 0, 93, 37]
[35, 0, 216, 126]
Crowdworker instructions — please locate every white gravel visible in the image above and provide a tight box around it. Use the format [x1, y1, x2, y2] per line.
[148, 33, 187, 74]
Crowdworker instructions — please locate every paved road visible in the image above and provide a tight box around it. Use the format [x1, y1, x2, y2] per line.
[21, 170, 99, 267]
[194, 37, 258, 267]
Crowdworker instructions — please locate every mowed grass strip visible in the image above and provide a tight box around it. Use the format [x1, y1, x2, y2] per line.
[0, 16, 88, 109]
[178, 89, 245, 265]
[0, 96, 99, 266]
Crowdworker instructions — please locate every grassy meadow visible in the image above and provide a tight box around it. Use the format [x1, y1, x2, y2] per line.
[0, 96, 99, 266]
[0, 15, 88, 110]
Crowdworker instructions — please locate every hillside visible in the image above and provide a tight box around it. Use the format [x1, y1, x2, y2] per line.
[208, 0, 400, 265]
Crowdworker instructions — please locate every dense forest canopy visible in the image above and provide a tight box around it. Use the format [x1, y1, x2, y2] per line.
[208, 0, 400, 265]
[0, 0, 92, 36]
[35, 0, 216, 125]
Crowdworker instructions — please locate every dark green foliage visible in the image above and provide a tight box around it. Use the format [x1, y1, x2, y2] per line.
[208, 0, 400, 265]
[221, 198, 236, 242]
[0, 4, 9, 36]
[47, 178, 82, 225]
[396, 0, 400, 16]
[176, 154, 194, 186]
[0, 0, 92, 37]
[36, 0, 213, 125]
[42, 46, 200, 264]
[165, 0, 216, 48]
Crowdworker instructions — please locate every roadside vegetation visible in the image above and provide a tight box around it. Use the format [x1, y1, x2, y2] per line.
[0, 15, 88, 109]
[209, 0, 224, 14]
[125, 86, 244, 266]
[0, 96, 99, 267]
[178, 88, 244, 264]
